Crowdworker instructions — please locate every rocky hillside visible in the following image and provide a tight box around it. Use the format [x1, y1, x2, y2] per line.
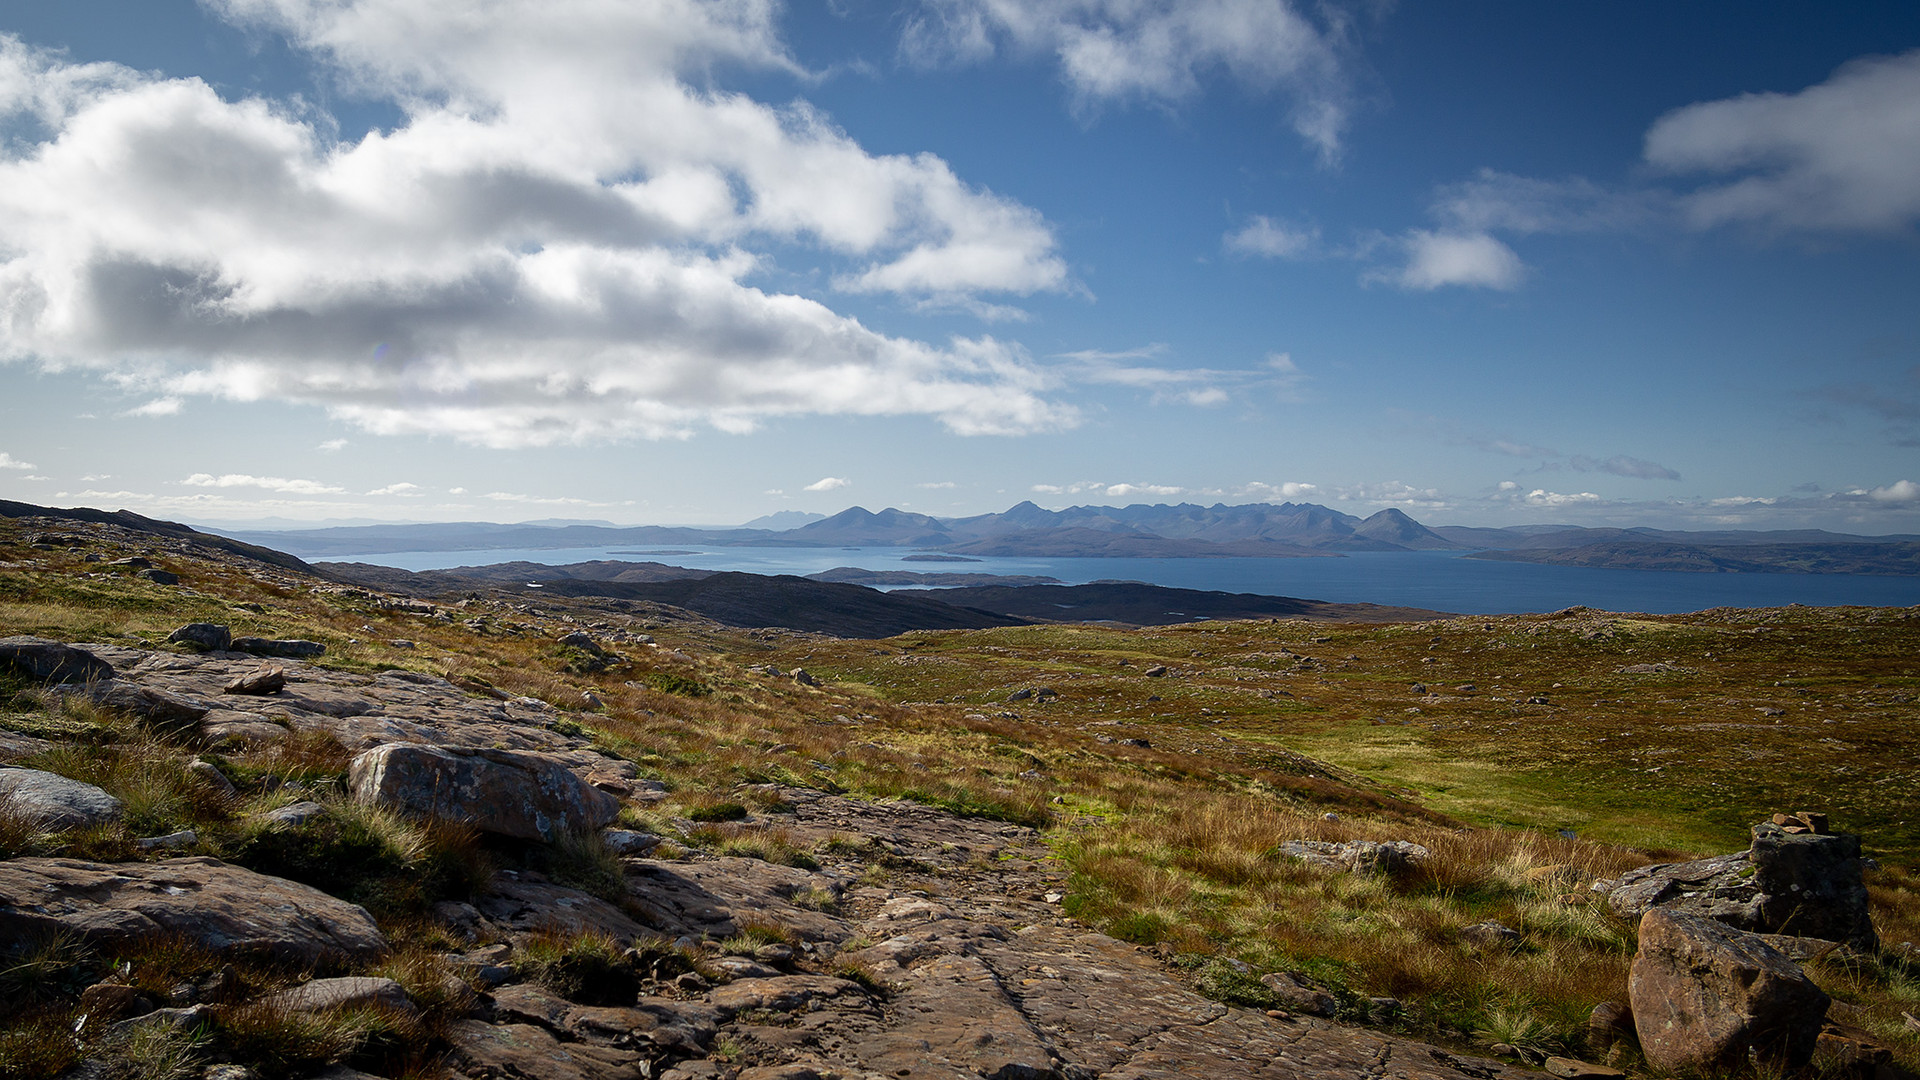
[2, 509, 1918, 1080]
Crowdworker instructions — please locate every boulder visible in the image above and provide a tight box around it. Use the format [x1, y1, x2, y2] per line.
[167, 623, 232, 652]
[1629, 908, 1829, 1075]
[1602, 821, 1876, 951]
[231, 637, 326, 658]
[46, 681, 209, 728]
[1259, 971, 1336, 1016]
[0, 856, 387, 964]
[224, 667, 287, 695]
[1277, 838, 1430, 875]
[349, 743, 620, 842]
[0, 636, 115, 685]
[0, 767, 123, 828]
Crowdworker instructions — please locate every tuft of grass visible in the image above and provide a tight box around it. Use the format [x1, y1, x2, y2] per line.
[516, 929, 638, 1006]
[228, 799, 492, 920]
[537, 828, 627, 902]
[0, 1011, 81, 1080]
[97, 1018, 210, 1080]
[687, 800, 749, 823]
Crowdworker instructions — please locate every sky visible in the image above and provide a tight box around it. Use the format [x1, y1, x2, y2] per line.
[1, 0, 1918, 532]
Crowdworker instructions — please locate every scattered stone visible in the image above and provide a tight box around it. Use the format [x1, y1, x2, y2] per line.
[141, 568, 180, 585]
[230, 637, 325, 658]
[0, 767, 123, 828]
[791, 668, 818, 687]
[1460, 921, 1524, 948]
[1587, 1000, 1633, 1055]
[168, 623, 232, 652]
[77, 982, 154, 1026]
[557, 631, 607, 656]
[349, 742, 620, 842]
[1143, 665, 1168, 677]
[1277, 839, 1430, 875]
[134, 829, 199, 851]
[268, 976, 416, 1015]
[0, 856, 388, 964]
[45, 680, 210, 729]
[1629, 908, 1829, 1075]
[107, 556, 152, 569]
[188, 760, 237, 797]
[1543, 1055, 1624, 1079]
[1118, 737, 1151, 748]
[1007, 687, 1034, 701]
[257, 800, 327, 827]
[601, 828, 663, 856]
[0, 635, 115, 684]
[1260, 971, 1336, 1016]
[224, 667, 287, 695]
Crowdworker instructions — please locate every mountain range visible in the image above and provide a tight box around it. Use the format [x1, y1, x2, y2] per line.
[220, 499, 1920, 574]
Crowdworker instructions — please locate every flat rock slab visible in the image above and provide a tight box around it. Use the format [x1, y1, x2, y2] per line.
[0, 766, 123, 828]
[0, 636, 114, 684]
[0, 856, 387, 964]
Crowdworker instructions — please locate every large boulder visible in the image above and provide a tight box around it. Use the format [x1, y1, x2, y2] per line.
[0, 767, 123, 828]
[44, 681, 209, 729]
[0, 856, 387, 964]
[1603, 821, 1876, 951]
[1629, 908, 1829, 1075]
[349, 743, 620, 842]
[231, 637, 326, 659]
[0, 636, 115, 685]
[167, 623, 231, 652]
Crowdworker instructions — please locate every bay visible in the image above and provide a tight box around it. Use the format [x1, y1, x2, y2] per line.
[325, 545, 1920, 615]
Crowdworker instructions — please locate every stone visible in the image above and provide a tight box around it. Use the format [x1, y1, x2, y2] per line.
[77, 982, 154, 1025]
[1143, 665, 1168, 677]
[448, 1020, 653, 1080]
[1277, 838, 1430, 875]
[1542, 1056, 1624, 1079]
[167, 624, 232, 652]
[557, 631, 607, 656]
[601, 828, 663, 856]
[1586, 1000, 1633, 1054]
[1748, 821, 1876, 950]
[189, 760, 237, 797]
[349, 743, 620, 842]
[0, 636, 115, 684]
[268, 976, 416, 1015]
[1629, 908, 1829, 1074]
[791, 667, 818, 687]
[257, 800, 328, 827]
[0, 767, 123, 828]
[1260, 971, 1336, 1016]
[141, 569, 180, 585]
[1460, 921, 1524, 948]
[134, 829, 198, 851]
[45, 681, 210, 729]
[0, 856, 388, 964]
[224, 667, 287, 695]
[230, 637, 326, 658]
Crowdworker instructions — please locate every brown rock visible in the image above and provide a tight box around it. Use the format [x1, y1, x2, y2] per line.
[1629, 908, 1829, 1074]
[0, 856, 387, 964]
[268, 976, 415, 1015]
[447, 1020, 652, 1080]
[1543, 1056, 1624, 1079]
[0, 636, 115, 684]
[348, 742, 620, 842]
[77, 982, 153, 1024]
[224, 667, 287, 695]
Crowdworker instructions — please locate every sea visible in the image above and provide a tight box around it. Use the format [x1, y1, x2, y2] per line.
[322, 544, 1920, 616]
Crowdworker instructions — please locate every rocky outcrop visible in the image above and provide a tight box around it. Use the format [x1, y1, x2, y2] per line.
[1600, 818, 1876, 950]
[0, 766, 123, 828]
[0, 635, 114, 684]
[0, 856, 388, 963]
[1628, 908, 1829, 1074]
[349, 743, 620, 842]
[1277, 838, 1430, 875]
[167, 623, 232, 652]
[231, 637, 326, 658]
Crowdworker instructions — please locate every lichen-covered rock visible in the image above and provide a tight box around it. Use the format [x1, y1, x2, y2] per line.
[0, 856, 387, 964]
[349, 742, 620, 841]
[231, 637, 326, 658]
[1629, 908, 1829, 1074]
[268, 976, 415, 1015]
[167, 623, 231, 652]
[0, 767, 123, 828]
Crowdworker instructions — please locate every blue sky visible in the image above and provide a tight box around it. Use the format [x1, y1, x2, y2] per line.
[1, 0, 1917, 531]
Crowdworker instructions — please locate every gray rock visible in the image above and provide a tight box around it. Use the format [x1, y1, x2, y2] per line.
[140, 569, 180, 585]
[349, 743, 620, 842]
[1629, 908, 1829, 1074]
[230, 637, 325, 658]
[1461, 920, 1524, 948]
[1260, 971, 1336, 1016]
[257, 800, 328, 827]
[46, 681, 209, 728]
[601, 828, 663, 856]
[0, 856, 387, 964]
[223, 667, 287, 695]
[167, 624, 231, 652]
[134, 829, 198, 851]
[0, 767, 123, 828]
[791, 667, 818, 687]
[188, 760, 236, 797]
[0, 636, 115, 684]
[268, 976, 415, 1015]
[1277, 839, 1430, 875]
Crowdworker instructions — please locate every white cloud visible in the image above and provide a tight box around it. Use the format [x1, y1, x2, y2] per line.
[1031, 480, 1107, 496]
[1332, 481, 1449, 509]
[917, 480, 957, 489]
[1521, 488, 1602, 507]
[1105, 482, 1185, 498]
[367, 481, 422, 496]
[1238, 480, 1317, 500]
[0, 452, 34, 470]
[901, 0, 1353, 162]
[0, 4, 1077, 448]
[1378, 230, 1524, 291]
[1429, 169, 1656, 236]
[803, 476, 851, 492]
[1224, 215, 1319, 257]
[482, 490, 606, 506]
[1646, 49, 1920, 234]
[79, 473, 110, 481]
[124, 398, 184, 417]
[181, 472, 346, 494]
[447, 486, 466, 495]
[1570, 454, 1681, 481]
[1060, 346, 1306, 405]
[317, 438, 348, 452]
[1869, 479, 1920, 502]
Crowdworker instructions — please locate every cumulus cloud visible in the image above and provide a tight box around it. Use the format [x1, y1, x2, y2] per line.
[1224, 215, 1319, 258]
[124, 398, 184, 417]
[1104, 482, 1185, 498]
[0, 452, 34, 470]
[181, 473, 346, 494]
[317, 438, 348, 452]
[367, 481, 422, 496]
[1520, 488, 1602, 507]
[900, 0, 1354, 162]
[803, 476, 851, 492]
[0, 3, 1077, 447]
[1429, 169, 1657, 237]
[1375, 230, 1524, 291]
[1646, 49, 1920, 234]
[1237, 480, 1318, 500]
[1869, 479, 1920, 503]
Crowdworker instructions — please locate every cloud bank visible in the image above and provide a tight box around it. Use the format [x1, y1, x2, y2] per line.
[0, 2, 1079, 447]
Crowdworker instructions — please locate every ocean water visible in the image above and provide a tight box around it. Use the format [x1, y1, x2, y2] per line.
[323, 545, 1920, 615]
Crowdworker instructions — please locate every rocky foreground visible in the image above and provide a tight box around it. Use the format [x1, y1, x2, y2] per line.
[0, 634, 1564, 1080]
